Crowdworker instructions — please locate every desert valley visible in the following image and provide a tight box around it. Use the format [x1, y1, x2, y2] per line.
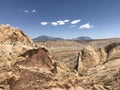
[0, 24, 120, 90]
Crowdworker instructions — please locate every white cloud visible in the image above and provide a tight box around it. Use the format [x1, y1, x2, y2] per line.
[63, 19, 69, 23]
[51, 22, 58, 26]
[79, 23, 94, 29]
[6, 24, 11, 26]
[24, 9, 37, 13]
[24, 10, 29, 13]
[57, 20, 65, 25]
[40, 22, 48, 26]
[56, 20, 69, 25]
[32, 9, 37, 13]
[71, 19, 81, 24]
[70, 25, 77, 28]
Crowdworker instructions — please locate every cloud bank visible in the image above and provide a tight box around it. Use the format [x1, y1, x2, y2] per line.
[41, 19, 69, 26]
[40, 19, 94, 29]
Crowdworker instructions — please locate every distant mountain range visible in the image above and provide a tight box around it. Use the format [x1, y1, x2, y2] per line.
[33, 35, 92, 41]
[33, 35, 63, 41]
[73, 36, 92, 40]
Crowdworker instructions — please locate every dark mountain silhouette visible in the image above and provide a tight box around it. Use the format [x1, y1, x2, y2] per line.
[73, 36, 92, 40]
[33, 35, 63, 41]
[33, 35, 92, 41]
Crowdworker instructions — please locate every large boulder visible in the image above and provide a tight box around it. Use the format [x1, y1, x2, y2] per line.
[81, 46, 100, 68]
[75, 43, 120, 74]
[75, 46, 107, 74]
[14, 47, 57, 72]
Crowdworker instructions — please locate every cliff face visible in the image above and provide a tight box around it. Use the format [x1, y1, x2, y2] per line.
[0, 24, 32, 43]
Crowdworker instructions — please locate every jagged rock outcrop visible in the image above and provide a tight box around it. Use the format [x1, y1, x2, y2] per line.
[75, 43, 120, 74]
[105, 43, 120, 61]
[0, 24, 59, 90]
[75, 46, 107, 74]
[73, 43, 120, 89]
[0, 24, 34, 56]
[81, 46, 101, 68]
[14, 47, 56, 72]
[0, 24, 32, 43]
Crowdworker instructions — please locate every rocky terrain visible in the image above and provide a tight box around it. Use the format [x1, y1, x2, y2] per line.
[0, 24, 32, 43]
[0, 24, 120, 90]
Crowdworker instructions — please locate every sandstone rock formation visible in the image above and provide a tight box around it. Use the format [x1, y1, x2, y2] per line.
[1, 24, 120, 90]
[75, 43, 120, 74]
[75, 46, 107, 74]
[0, 24, 32, 43]
[74, 43, 120, 89]
[105, 43, 120, 60]
[0, 24, 60, 90]
[0, 24, 34, 56]
[15, 47, 56, 72]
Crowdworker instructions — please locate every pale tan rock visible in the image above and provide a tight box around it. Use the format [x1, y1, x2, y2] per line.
[1, 24, 120, 90]
[75, 46, 104, 74]
[0, 24, 32, 43]
[81, 46, 101, 68]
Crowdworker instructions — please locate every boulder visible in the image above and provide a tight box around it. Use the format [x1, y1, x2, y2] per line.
[75, 46, 107, 74]
[15, 47, 56, 72]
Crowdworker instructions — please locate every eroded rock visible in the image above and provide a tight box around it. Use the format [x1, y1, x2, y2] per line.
[0, 24, 32, 43]
[15, 47, 55, 72]
[75, 46, 107, 74]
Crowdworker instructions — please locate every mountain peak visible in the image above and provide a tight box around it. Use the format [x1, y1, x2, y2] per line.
[33, 35, 63, 41]
[33, 35, 92, 41]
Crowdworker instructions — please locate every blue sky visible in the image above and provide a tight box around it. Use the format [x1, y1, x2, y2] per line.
[0, 0, 120, 39]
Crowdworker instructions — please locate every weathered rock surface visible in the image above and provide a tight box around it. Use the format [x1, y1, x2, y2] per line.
[75, 46, 107, 74]
[0, 24, 34, 56]
[105, 43, 120, 60]
[75, 43, 120, 74]
[0, 24, 32, 43]
[15, 47, 55, 72]
[74, 43, 120, 89]
[1, 24, 120, 90]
